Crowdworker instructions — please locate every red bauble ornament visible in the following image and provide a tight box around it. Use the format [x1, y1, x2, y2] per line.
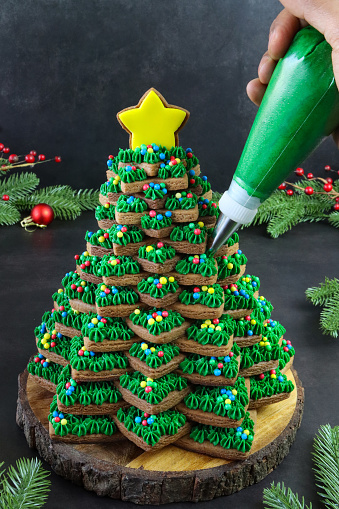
[55, 156, 62, 163]
[8, 154, 18, 163]
[307, 173, 314, 179]
[295, 167, 304, 176]
[31, 204, 54, 225]
[278, 183, 286, 190]
[2, 194, 9, 201]
[305, 186, 314, 195]
[286, 189, 294, 196]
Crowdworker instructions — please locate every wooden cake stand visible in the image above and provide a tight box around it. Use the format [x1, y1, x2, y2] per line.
[16, 368, 304, 504]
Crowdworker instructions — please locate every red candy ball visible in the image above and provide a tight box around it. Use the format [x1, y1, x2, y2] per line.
[245, 315, 251, 321]
[74, 254, 80, 260]
[202, 204, 207, 209]
[305, 186, 314, 195]
[152, 312, 158, 319]
[156, 283, 162, 289]
[192, 258, 199, 264]
[131, 166, 136, 171]
[187, 152, 193, 158]
[66, 382, 71, 389]
[77, 286, 83, 293]
[259, 374, 265, 380]
[51, 342, 56, 347]
[157, 242, 164, 248]
[78, 350, 84, 356]
[283, 346, 289, 352]
[104, 288, 110, 294]
[149, 210, 156, 217]
[145, 386, 152, 393]
[187, 193, 193, 198]
[213, 318, 219, 324]
[143, 184, 150, 191]
[270, 369, 276, 375]
[217, 363, 223, 369]
[194, 228, 201, 235]
[103, 232, 109, 238]
[54, 417, 60, 423]
[116, 259, 120, 264]
[144, 413, 149, 417]
[34, 357, 39, 363]
[158, 351, 164, 357]
[80, 263, 85, 269]
[229, 352, 234, 357]
[211, 203, 217, 208]
[71, 284, 76, 290]
[85, 260, 91, 266]
[162, 311, 168, 317]
[193, 287, 200, 293]
[38, 154, 46, 161]
[108, 155, 114, 159]
[190, 178, 195, 184]
[59, 306, 65, 312]
[121, 227, 127, 232]
[142, 420, 148, 426]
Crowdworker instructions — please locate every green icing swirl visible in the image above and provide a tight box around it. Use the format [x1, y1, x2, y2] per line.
[189, 412, 254, 452]
[240, 340, 281, 370]
[109, 224, 145, 246]
[130, 307, 184, 336]
[198, 199, 220, 218]
[279, 340, 295, 370]
[129, 341, 180, 368]
[116, 195, 147, 213]
[49, 395, 118, 436]
[118, 166, 147, 183]
[116, 405, 186, 445]
[170, 222, 205, 243]
[52, 308, 84, 331]
[184, 377, 248, 419]
[137, 275, 178, 298]
[81, 315, 134, 342]
[36, 330, 71, 360]
[69, 336, 129, 372]
[238, 274, 261, 293]
[170, 147, 186, 159]
[179, 284, 224, 307]
[27, 356, 63, 385]
[234, 314, 264, 338]
[64, 276, 96, 305]
[250, 368, 294, 400]
[76, 253, 102, 277]
[143, 184, 167, 200]
[175, 255, 217, 277]
[179, 345, 239, 379]
[217, 252, 247, 279]
[187, 314, 235, 347]
[100, 177, 122, 195]
[85, 229, 113, 249]
[95, 285, 139, 307]
[140, 212, 172, 230]
[263, 320, 286, 343]
[99, 255, 140, 277]
[52, 290, 69, 308]
[95, 203, 116, 221]
[116, 148, 134, 163]
[165, 192, 197, 211]
[138, 243, 176, 263]
[119, 371, 187, 404]
[158, 162, 186, 179]
[223, 281, 259, 311]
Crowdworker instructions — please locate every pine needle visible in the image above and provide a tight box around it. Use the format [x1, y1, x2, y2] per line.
[313, 425, 339, 509]
[0, 173, 39, 201]
[74, 188, 100, 211]
[319, 295, 339, 338]
[263, 482, 312, 509]
[305, 278, 339, 307]
[0, 202, 21, 226]
[0, 458, 50, 509]
[328, 212, 339, 228]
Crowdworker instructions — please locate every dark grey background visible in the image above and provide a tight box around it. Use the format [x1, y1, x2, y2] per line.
[1, 1, 339, 508]
[0, 0, 337, 194]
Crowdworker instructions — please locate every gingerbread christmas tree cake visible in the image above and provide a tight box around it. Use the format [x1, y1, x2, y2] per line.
[20, 89, 301, 498]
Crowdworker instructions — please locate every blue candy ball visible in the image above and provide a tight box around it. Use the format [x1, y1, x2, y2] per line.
[66, 390, 72, 396]
[278, 376, 284, 382]
[193, 292, 200, 300]
[159, 153, 165, 160]
[214, 369, 221, 376]
[165, 211, 172, 217]
[59, 413, 64, 419]
[135, 416, 142, 423]
[61, 312, 67, 318]
[147, 418, 154, 424]
[145, 349, 151, 356]
[241, 433, 248, 440]
[141, 148, 146, 155]
[87, 232, 93, 238]
[154, 279, 159, 284]
[237, 427, 243, 432]
[202, 176, 207, 181]
[252, 281, 257, 287]
[38, 354, 44, 359]
[160, 162, 165, 168]
[233, 291, 239, 297]
[220, 389, 226, 394]
[162, 188, 168, 194]
[189, 169, 195, 176]
[186, 147, 193, 153]
[224, 356, 230, 363]
[154, 184, 160, 190]
[156, 214, 163, 220]
[247, 330, 253, 336]
[112, 288, 118, 294]
[53, 410, 59, 417]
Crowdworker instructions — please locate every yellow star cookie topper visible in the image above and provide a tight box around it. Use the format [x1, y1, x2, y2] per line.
[117, 88, 190, 150]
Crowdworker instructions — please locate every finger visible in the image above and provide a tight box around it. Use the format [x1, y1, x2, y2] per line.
[258, 51, 278, 84]
[246, 79, 267, 106]
[268, 8, 302, 60]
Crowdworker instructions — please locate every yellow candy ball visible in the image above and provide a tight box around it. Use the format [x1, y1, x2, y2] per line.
[271, 374, 276, 379]
[146, 377, 153, 382]
[147, 147, 154, 153]
[46, 359, 50, 363]
[168, 277, 175, 283]
[216, 326, 221, 331]
[232, 389, 237, 396]
[202, 286, 208, 292]
[44, 333, 51, 340]
[141, 344, 148, 350]
[227, 263, 234, 269]
[84, 251, 89, 257]
[245, 277, 250, 283]
[175, 193, 181, 199]
[225, 399, 231, 405]
[134, 308, 140, 314]
[73, 310, 80, 315]
[244, 429, 250, 435]
[264, 323, 267, 327]
[159, 277, 167, 285]
[208, 288, 215, 294]
[98, 236, 105, 243]
[44, 343, 50, 349]
[116, 175, 120, 181]
[155, 316, 162, 322]
[140, 381, 147, 388]
[198, 221, 204, 228]
[61, 419, 67, 425]
[230, 286, 236, 292]
[175, 158, 180, 163]
[250, 319, 256, 325]
[113, 180, 119, 185]
[117, 231, 123, 238]
[91, 318, 99, 325]
[205, 320, 211, 325]
[52, 330, 57, 335]
[260, 296, 265, 301]
[259, 341, 265, 347]
[80, 281, 86, 286]
[150, 347, 156, 352]
[101, 285, 106, 291]
[111, 259, 118, 266]
[263, 336, 268, 341]
[201, 324, 207, 329]
[57, 288, 63, 294]
[146, 246, 153, 252]
[104, 203, 110, 209]
[148, 318, 155, 325]
[264, 341, 270, 346]
[41, 338, 47, 345]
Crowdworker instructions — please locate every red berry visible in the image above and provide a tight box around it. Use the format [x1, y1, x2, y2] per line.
[55, 156, 62, 163]
[2, 195, 9, 201]
[334, 203, 339, 211]
[0, 144, 4, 151]
[336, 197, 339, 202]
[305, 186, 314, 195]
[324, 183, 333, 192]
[307, 173, 314, 179]
[30, 150, 37, 156]
[3, 147, 10, 154]
[74, 254, 80, 260]
[286, 189, 294, 196]
[259, 374, 265, 380]
[25, 154, 35, 163]
[8, 154, 18, 163]
[325, 165, 331, 171]
[38, 154, 46, 161]
[295, 167, 304, 176]
[327, 178, 333, 184]
[278, 183, 286, 190]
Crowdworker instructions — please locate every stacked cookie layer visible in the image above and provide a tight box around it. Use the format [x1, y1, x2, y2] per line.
[27, 145, 295, 459]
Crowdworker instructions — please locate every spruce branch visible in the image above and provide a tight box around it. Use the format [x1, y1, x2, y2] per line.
[319, 295, 339, 338]
[0, 173, 39, 201]
[305, 278, 339, 307]
[328, 212, 339, 228]
[74, 188, 100, 211]
[263, 482, 312, 509]
[0, 202, 21, 226]
[0, 458, 50, 509]
[313, 425, 339, 509]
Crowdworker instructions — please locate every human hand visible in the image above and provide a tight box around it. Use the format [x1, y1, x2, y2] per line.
[247, 0, 339, 144]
